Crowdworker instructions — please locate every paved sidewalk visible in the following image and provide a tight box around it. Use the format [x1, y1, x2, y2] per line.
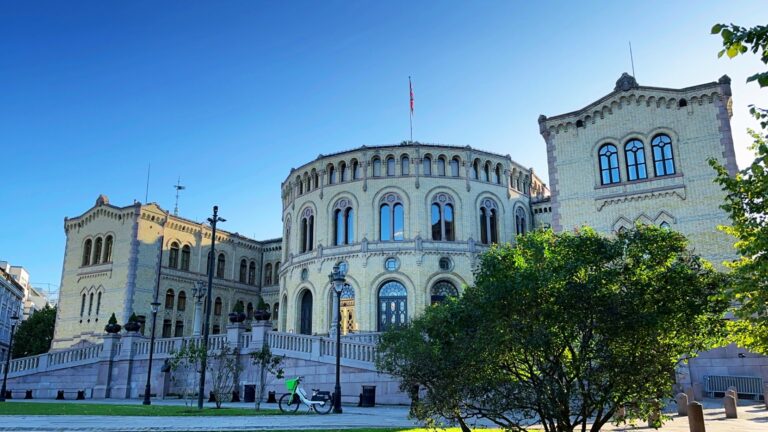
[0, 399, 765, 431]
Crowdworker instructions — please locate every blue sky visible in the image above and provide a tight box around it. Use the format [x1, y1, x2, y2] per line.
[1, 1, 766, 294]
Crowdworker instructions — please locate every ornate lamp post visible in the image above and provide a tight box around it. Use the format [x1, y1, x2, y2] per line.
[142, 300, 161, 405]
[198, 205, 225, 410]
[191, 281, 207, 337]
[0, 313, 19, 402]
[328, 265, 346, 414]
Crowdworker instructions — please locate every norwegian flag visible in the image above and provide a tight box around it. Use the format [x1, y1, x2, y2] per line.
[409, 76, 414, 114]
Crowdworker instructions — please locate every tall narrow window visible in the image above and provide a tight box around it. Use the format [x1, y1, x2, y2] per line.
[88, 292, 94, 315]
[300, 208, 314, 253]
[216, 253, 225, 278]
[401, 155, 410, 175]
[339, 161, 347, 182]
[180, 245, 190, 271]
[625, 139, 648, 181]
[345, 209, 354, 244]
[248, 261, 256, 285]
[162, 320, 172, 338]
[93, 237, 103, 265]
[177, 291, 187, 311]
[265, 263, 273, 285]
[386, 157, 395, 176]
[598, 144, 621, 185]
[471, 160, 479, 179]
[274, 262, 280, 282]
[483, 164, 490, 182]
[379, 193, 405, 241]
[423, 156, 432, 175]
[165, 289, 175, 309]
[174, 321, 184, 337]
[515, 207, 527, 235]
[103, 235, 113, 262]
[214, 297, 222, 316]
[82, 239, 92, 266]
[351, 160, 360, 179]
[239, 259, 247, 283]
[80, 294, 86, 317]
[479, 199, 499, 244]
[169, 242, 180, 268]
[430, 193, 455, 241]
[313, 172, 319, 188]
[651, 134, 675, 176]
[494, 165, 502, 184]
[450, 157, 460, 177]
[328, 164, 336, 184]
[372, 157, 381, 177]
[96, 292, 102, 315]
[298, 176, 303, 194]
[437, 157, 446, 176]
[332, 199, 354, 245]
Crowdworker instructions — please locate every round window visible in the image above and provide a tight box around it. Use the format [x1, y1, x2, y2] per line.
[300, 268, 308, 281]
[439, 257, 452, 271]
[384, 257, 399, 272]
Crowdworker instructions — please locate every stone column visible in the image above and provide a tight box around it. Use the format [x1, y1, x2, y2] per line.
[113, 332, 145, 399]
[688, 402, 705, 432]
[724, 395, 737, 418]
[251, 320, 271, 350]
[192, 298, 203, 337]
[226, 322, 245, 349]
[93, 334, 120, 399]
[676, 393, 688, 416]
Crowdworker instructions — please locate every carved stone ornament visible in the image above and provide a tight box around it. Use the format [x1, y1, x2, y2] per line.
[614, 72, 639, 92]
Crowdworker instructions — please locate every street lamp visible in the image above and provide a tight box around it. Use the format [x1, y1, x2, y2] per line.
[328, 264, 346, 414]
[198, 205, 225, 410]
[142, 300, 162, 405]
[0, 313, 20, 402]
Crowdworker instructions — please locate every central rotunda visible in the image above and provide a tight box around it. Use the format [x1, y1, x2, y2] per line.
[273, 142, 549, 335]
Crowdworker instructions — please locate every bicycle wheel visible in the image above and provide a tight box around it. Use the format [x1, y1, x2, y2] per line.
[314, 395, 333, 415]
[279, 393, 300, 413]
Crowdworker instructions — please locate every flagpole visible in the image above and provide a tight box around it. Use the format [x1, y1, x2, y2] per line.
[409, 76, 413, 142]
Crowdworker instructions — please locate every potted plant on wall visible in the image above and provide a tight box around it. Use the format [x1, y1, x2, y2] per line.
[105, 313, 122, 334]
[229, 302, 246, 323]
[253, 298, 271, 321]
[124, 312, 141, 333]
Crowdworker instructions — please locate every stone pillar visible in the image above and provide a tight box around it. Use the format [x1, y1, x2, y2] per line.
[226, 322, 245, 349]
[192, 299, 203, 337]
[676, 393, 688, 416]
[726, 388, 738, 404]
[724, 395, 737, 418]
[329, 293, 339, 337]
[93, 334, 120, 399]
[250, 320, 271, 350]
[113, 332, 145, 399]
[688, 402, 705, 432]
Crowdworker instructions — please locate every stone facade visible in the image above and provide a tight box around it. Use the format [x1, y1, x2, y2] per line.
[52, 195, 280, 349]
[277, 143, 546, 335]
[539, 74, 739, 267]
[0, 266, 24, 360]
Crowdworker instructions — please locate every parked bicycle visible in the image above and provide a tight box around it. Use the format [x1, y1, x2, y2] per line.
[278, 376, 333, 414]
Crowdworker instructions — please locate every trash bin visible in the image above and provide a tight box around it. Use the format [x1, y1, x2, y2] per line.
[361, 385, 376, 407]
[244, 385, 256, 403]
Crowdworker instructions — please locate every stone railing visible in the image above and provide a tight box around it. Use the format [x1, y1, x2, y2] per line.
[321, 338, 377, 363]
[267, 332, 314, 353]
[48, 344, 103, 366]
[342, 332, 381, 344]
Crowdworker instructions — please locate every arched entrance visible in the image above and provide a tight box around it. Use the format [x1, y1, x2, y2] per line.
[430, 280, 459, 305]
[299, 290, 313, 335]
[378, 280, 408, 331]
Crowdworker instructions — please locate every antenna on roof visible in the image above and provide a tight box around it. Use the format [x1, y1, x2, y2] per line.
[629, 41, 636, 78]
[173, 177, 186, 216]
[145, 163, 151, 203]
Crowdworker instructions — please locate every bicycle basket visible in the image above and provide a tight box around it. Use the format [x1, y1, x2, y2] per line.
[285, 378, 299, 392]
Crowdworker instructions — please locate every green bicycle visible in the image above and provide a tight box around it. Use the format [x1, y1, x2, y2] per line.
[278, 376, 334, 414]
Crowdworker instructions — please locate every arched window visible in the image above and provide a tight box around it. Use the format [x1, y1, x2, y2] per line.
[431, 280, 458, 304]
[352, 160, 361, 179]
[339, 161, 347, 182]
[515, 207, 527, 235]
[333, 199, 354, 245]
[401, 155, 410, 175]
[372, 157, 381, 177]
[165, 289, 175, 310]
[299, 290, 313, 335]
[216, 253, 225, 278]
[651, 134, 675, 176]
[248, 261, 256, 285]
[239, 259, 247, 283]
[96, 291, 102, 315]
[298, 176, 304, 194]
[93, 237, 103, 265]
[82, 239, 92, 266]
[494, 165, 502, 184]
[273, 303, 279, 323]
[328, 164, 336, 184]
[378, 281, 408, 331]
[103, 235, 113, 262]
[214, 297, 222, 316]
[379, 193, 405, 241]
[247, 302, 254, 319]
[300, 208, 314, 253]
[177, 291, 186, 311]
[437, 157, 446, 176]
[431, 193, 455, 241]
[471, 159, 479, 180]
[483, 163, 490, 182]
[313, 172, 319, 188]
[180, 245, 191, 271]
[625, 139, 648, 181]
[423, 156, 432, 176]
[479, 199, 499, 244]
[80, 293, 86, 317]
[660, 221, 671, 229]
[450, 157, 460, 177]
[265, 263, 273, 285]
[169, 242, 180, 268]
[598, 144, 621, 185]
[386, 156, 396, 176]
[88, 292, 94, 315]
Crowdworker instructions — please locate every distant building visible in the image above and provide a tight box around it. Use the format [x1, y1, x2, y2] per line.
[0, 261, 51, 319]
[0, 266, 24, 360]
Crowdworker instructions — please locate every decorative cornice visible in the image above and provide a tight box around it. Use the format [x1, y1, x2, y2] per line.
[595, 185, 686, 211]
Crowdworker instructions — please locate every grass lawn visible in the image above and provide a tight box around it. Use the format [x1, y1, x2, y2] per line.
[0, 402, 287, 416]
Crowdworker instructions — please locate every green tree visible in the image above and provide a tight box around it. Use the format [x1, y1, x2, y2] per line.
[378, 227, 728, 432]
[250, 344, 284, 410]
[710, 22, 768, 354]
[12, 305, 56, 358]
